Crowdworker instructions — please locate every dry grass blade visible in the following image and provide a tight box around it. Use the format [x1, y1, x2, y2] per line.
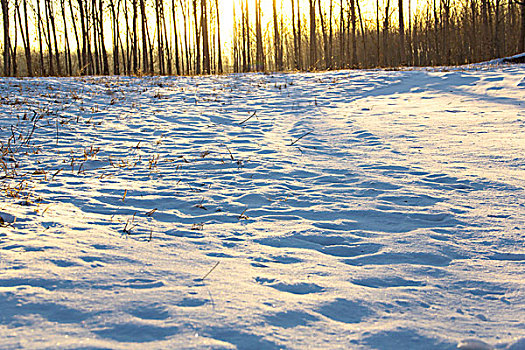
[51, 168, 62, 180]
[146, 208, 157, 216]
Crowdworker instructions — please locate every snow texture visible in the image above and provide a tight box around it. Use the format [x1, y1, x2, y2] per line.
[0, 62, 524, 349]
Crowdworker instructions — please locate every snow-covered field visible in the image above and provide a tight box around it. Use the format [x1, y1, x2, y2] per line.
[0, 63, 524, 349]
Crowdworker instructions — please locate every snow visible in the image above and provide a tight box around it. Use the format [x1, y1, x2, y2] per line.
[0, 63, 524, 349]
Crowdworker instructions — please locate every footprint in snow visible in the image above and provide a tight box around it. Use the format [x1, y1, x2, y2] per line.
[264, 310, 319, 329]
[93, 323, 179, 343]
[255, 277, 324, 295]
[317, 298, 373, 324]
[129, 303, 170, 320]
[351, 276, 426, 289]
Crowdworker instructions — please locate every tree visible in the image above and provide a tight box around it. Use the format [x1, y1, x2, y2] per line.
[297, 0, 302, 69]
[15, 0, 32, 75]
[255, 0, 264, 71]
[59, 0, 72, 75]
[382, 0, 391, 66]
[273, 0, 282, 70]
[201, 0, 211, 74]
[318, 0, 329, 69]
[109, 0, 120, 74]
[518, 0, 525, 52]
[398, 0, 405, 64]
[1, 0, 11, 76]
[69, 0, 82, 74]
[192, 0, 201, 74]
[350, 0, 357, 66]
[214, 0, 222, 73]
[309, 0, 317, 69]
[37, 0, 46, 75]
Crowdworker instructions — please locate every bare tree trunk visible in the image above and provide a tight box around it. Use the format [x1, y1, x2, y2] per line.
[318, 0, 329, 69]
[233, 0, 239, 72]
[172, 0, 181, 75]
[518, 1, 525, 52]
[399, 0, 405, 65]
[297, 0, 302, 69]
[22, 0, 32, 75]
[291, 0, 297, 69]
[193, 0, 201, 74]
[350, 0, 357, 66]
[139, 0, 148, 73]
[432, 0, 439, 64]
[69, 0, 82, 74]
[215, 0, 222, 73]
[240, 0, 250, 72]
[122, 0, 131, 74]
[470, 0, 477, 61]
[45, 0, 61, 75]
[161, 1, 172, 75]
[43, 0, 54, 74]
[155, 0, 165, 74]
[273, 0, 282, 70]
[110, 0, 119, 74]
[383, 0, 390, 66]
[328, 0, 333, 68]
[357, 0, 367, 65]
[145, 19, 154, 73]
[78, 0, 91, 74]
[481, 0, 488, 59]
[16, 0, 32, 76]
[131, 0, 138, 72]
[36, 0, 46, 75]
[280, 5, 284, 68]
[1, 0, 12, 76]
[91, 0, 100, 74]
[245, 0, 251, 71]
[309, 0, 317, 69]
[340, 0, 345, 67]
[256, 0, 264, 71]
[407, 0, 412, 65]
[376, 0, 380, 65]
[201, 0, 210, 74]
[442, 0, 450, 64]
[179, 0, 189, 74]
[11, 5, 18, 75]
[59, 0, 72, 75]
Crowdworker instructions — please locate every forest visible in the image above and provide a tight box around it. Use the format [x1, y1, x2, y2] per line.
[1, 0, 524, 76]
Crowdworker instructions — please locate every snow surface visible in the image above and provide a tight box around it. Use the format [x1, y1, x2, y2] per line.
[0, 64, 524, 349]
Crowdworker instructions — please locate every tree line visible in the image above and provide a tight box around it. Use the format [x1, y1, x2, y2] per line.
[1, 0, 524, 77]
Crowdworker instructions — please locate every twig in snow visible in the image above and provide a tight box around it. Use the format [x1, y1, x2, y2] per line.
[239, 111, 257, 125]
[223, 144, 235, 161]
[21, 111, 40, 148]
[200, 261, 220, 281]
[238, 208, 249, 220]
[289, 131, 313, 146]
[194, 198, 207, 210]
[123, 212, 137, 234]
